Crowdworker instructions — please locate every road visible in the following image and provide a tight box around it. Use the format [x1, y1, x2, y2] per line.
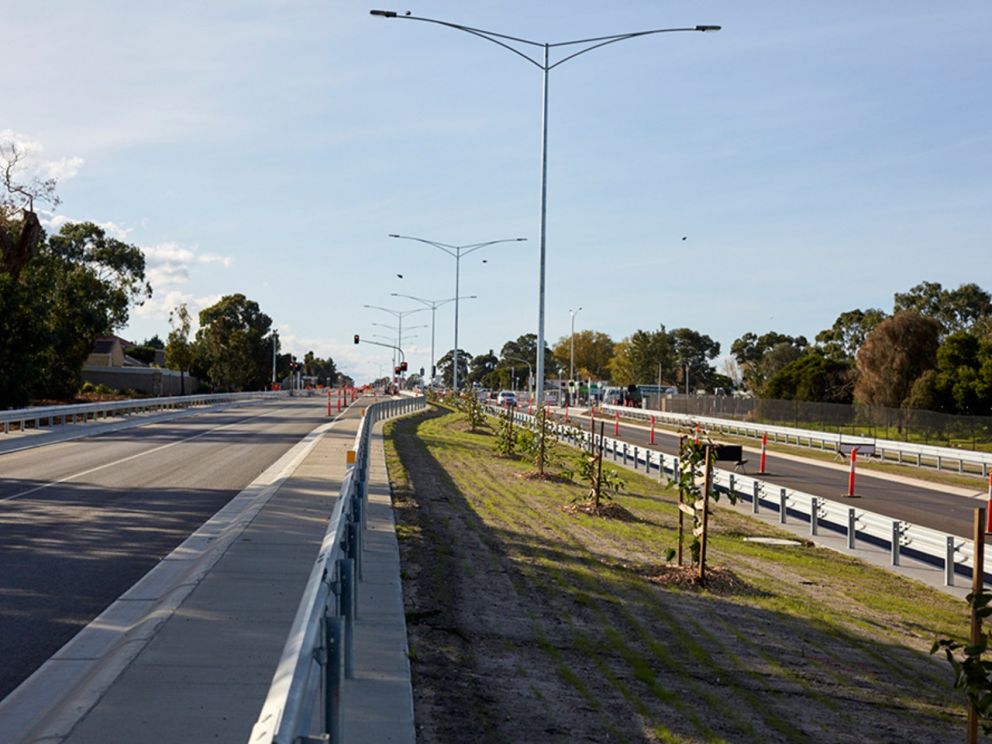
[551, 407, 985, 539]
[0, 397, 329, 700]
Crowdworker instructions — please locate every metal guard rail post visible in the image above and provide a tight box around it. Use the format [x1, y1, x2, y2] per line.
[249, 394, 425, 744]
[484, 404, 986, 589]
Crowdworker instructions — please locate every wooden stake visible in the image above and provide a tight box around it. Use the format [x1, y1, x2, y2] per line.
[699, 446, 713, 583]
[968, 507, 986, 744]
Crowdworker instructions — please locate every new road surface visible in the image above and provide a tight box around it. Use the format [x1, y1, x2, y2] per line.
[0, 396, 330, 700]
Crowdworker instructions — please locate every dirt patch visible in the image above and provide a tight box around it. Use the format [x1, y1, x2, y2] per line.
[636, 564, 760, 596]
[561, 500, 637, 521]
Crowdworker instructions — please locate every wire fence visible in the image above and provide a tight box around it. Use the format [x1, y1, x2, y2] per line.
[644, 395, 992, 451]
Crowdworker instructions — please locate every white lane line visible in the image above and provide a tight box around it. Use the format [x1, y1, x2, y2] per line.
[0, 403, 315, 504]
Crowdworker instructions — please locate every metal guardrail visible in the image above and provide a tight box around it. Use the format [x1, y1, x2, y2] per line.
[599, 403, 992, 478]
[248, 395, 425, 744]
[489, 405, 985, 587]
[0, 391, 292, 434]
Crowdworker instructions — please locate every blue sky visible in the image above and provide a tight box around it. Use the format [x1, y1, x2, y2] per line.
[5, 1, 991, 382]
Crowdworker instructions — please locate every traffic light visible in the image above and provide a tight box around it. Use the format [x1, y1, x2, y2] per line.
[400, 361, 408, 372]
[353, 334, 360, 344]
[394, 366, 401, 375]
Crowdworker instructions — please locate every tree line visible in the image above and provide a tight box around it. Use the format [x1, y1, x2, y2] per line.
[429, 280, 992, 418]
[1, 145, 339, 407]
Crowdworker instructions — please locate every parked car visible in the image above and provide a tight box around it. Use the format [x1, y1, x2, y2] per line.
[496, 390, 518, 407]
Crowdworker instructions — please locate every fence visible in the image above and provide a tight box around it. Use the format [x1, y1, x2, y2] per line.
[488, 404, 986, 587]
[248, 395, 425, 744]
[642, 394, 992, 451]
[0, 391, 290, 434]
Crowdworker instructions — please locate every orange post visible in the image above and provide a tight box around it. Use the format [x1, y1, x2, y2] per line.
[759, 433, 768, 474]
[848, 448, 858, 497]
[614, 411, 620, 437]
[650, 416, 656, 445]
[327, 389, 332, 416]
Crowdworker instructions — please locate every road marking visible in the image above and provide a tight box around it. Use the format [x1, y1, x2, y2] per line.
[0, 402, 330, 505]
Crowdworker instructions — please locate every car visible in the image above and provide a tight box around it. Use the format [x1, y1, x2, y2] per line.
[496, 390, 518, 407]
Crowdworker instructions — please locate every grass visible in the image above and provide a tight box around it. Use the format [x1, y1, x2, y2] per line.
[385, 408, 973, 743]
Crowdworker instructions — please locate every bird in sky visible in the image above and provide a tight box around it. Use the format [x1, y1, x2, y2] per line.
[396, 273, 403, 279]
[682, 236, 687, 241]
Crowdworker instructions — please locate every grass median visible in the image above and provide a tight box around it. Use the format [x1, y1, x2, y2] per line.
[385, 406, 969, 743]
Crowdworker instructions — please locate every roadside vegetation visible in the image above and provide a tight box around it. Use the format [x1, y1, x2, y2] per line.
[385, 406, 970, 743]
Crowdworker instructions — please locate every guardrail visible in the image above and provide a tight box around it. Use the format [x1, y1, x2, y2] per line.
[249, 395, 425, 744]
[0, 391, 292, 434]
[489, 404, 985, 587]
[598, 403, 992, 479]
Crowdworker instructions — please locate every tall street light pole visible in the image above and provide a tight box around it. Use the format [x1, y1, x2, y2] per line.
[569, 306, 582, 390]
[387, 234, 526, 392]
[364, 304, 426, 381]
[371, 11, 720, 408]
[392, 292, 477, 386]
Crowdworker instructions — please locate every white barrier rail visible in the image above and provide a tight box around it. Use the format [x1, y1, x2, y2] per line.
[599, 403, 992, 479]
[0, 391, 292, 434]
[489, 404, 984, 587]
[249, 395, 426, 744]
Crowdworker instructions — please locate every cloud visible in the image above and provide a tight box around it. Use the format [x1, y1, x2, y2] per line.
[0, 129, 85, 189]
[44, 214, 133, 239]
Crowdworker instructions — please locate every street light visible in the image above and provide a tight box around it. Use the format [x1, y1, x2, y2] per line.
[391, 292, 477, 386]
[364, 304, 427, 380]
[569, 307, 582, 396]
[503, 355, 533, 400]
[387, 233, 526, 391]
[371, 11, 720, 408]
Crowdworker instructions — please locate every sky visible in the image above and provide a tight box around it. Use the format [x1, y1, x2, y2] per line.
[5, 1, 992, 383]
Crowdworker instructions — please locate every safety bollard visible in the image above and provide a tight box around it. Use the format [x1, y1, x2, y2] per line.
[810, 497, 819, 536]
[848, 448, 858, 497]
[945, 537, 955, 586]
[847, 508, 856, 549]
[650, 416, 656, 446]
[759, 433, 767, 474]
[891, 521, 901, 566]
[752, 480, 760, 514]
[779, 487, 787, 523]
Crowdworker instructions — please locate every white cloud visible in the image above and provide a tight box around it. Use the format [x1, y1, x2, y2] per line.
[0, 129, 85, 190]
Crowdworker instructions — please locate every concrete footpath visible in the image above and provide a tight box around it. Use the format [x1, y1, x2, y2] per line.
[0, 401, 416, 744]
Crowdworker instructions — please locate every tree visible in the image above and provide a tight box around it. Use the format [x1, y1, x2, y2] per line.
[670, 327, 721, 392]
[764, 351, 853, 403]
[906, 331, 992, 414]
[607, 327, 673, 386]
[815, 308, 887, 360]
[499, 333, 558, 383]
[195, 294, 274, 391]
[552, 330, 615, 380]
[854, 311, 940, 408]
[731, 331, 807, 393]
[895, 281, 992, 336]
[436, 348, 471, 388]
[302, 351, 338, 387]
[165, 303, 194, 395]
[468, 349, 498, 385]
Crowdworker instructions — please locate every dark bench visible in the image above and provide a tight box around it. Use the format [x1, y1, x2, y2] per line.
[712, 444, 747, 472]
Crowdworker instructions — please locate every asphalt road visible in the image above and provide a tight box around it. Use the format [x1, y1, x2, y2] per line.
[554, 408, 985, 539]
[0, 397, 330, 700]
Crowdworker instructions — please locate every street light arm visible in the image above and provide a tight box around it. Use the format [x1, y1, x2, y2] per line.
[388, 233, 458, 258]
[459, 237, 527, 257]
[548, 26, 719, 70]
[371, 10, 546, 67]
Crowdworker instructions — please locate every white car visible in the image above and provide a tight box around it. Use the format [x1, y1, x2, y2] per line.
[496, 390, 518, 407]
